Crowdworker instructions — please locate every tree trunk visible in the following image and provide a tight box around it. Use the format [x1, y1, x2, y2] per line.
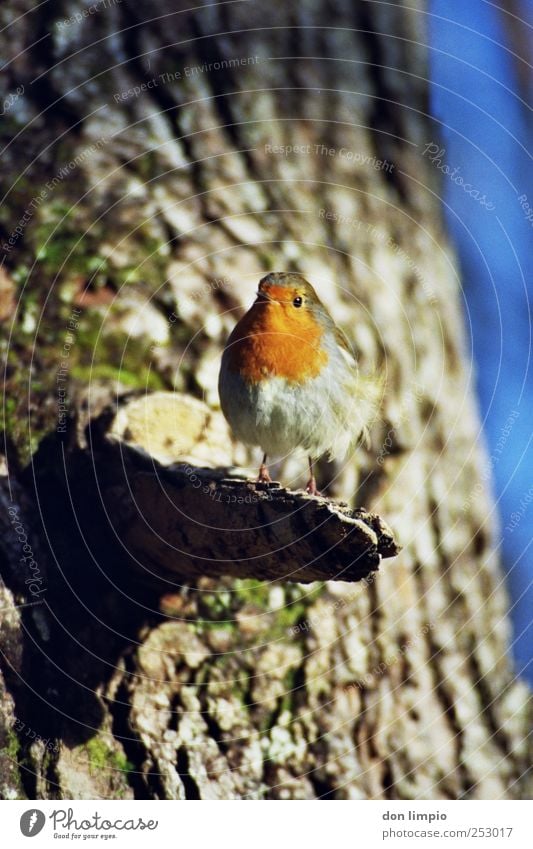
[0, 0, 530, 800]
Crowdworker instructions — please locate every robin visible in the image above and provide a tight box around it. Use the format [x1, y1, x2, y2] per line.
[218, 272, 380, 495]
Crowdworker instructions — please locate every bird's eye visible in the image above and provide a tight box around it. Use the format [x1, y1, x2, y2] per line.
[293, 296, 303, 308]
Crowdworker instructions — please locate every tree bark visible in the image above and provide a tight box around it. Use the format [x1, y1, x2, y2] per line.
[0, 0, 530, 800]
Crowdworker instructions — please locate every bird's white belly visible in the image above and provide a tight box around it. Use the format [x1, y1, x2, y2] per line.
[219, 364, 356, 460]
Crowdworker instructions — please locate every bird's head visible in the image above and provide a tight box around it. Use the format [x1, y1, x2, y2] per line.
[256, 272, 322, 315]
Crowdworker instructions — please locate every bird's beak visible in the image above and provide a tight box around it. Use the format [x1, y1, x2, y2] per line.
[255, 289, 276, 304]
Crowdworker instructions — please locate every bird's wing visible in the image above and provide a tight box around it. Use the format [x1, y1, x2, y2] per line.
[334, 324, 359, 370]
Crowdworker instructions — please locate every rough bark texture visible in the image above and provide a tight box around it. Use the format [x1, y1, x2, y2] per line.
[0, 0, 531, 800]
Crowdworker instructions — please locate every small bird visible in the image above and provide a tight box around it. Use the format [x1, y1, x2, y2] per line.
[218, 272, 380, 495]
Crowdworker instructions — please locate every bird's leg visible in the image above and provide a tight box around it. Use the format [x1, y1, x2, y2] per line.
[257, 453, 272, 483]
[306, 457, 322, 496]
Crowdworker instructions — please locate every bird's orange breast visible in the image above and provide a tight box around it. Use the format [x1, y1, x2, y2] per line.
[225, 300, 329, 383]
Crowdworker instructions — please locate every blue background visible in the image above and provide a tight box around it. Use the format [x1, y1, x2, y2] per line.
[430, 1, 532, 681]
